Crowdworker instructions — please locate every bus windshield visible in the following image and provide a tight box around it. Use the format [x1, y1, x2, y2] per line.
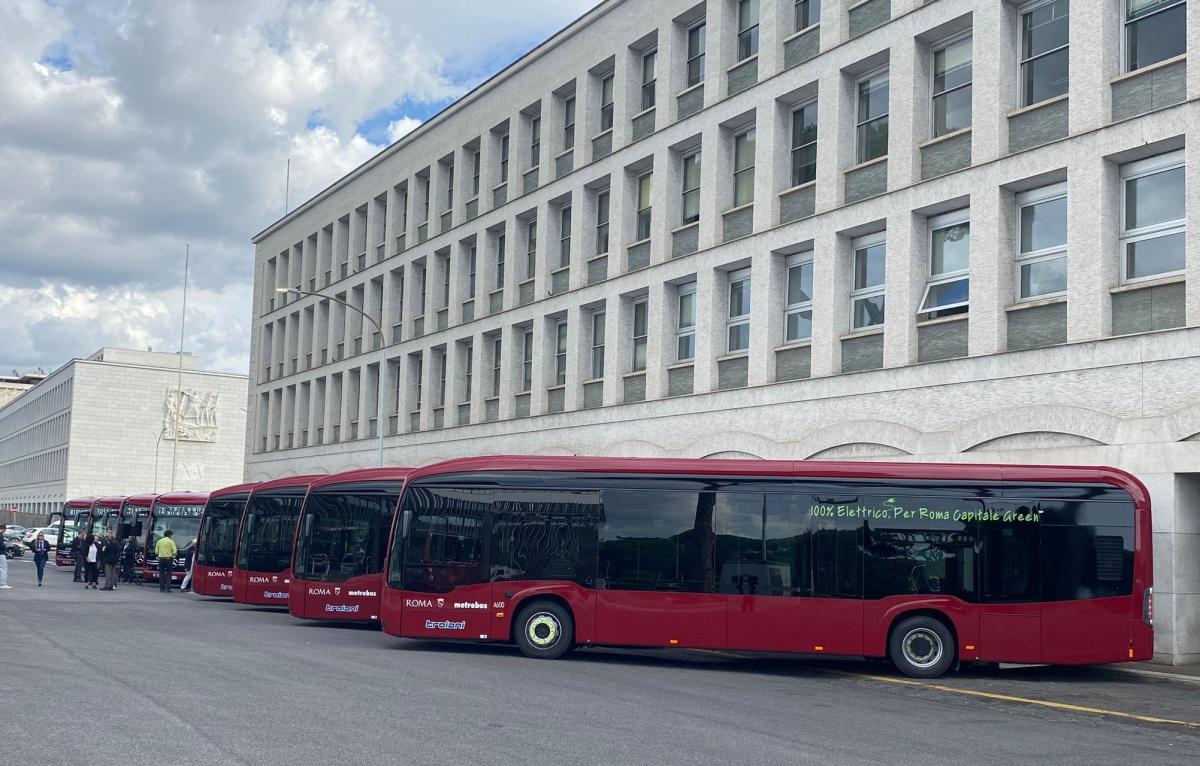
[236, 493, 305, 572]
[147, 505, 204, 559]
[197, 499, 246, 567]
[294, 491, 398, 582]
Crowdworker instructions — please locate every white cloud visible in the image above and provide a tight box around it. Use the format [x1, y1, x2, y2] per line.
[0, 0, 595, 374]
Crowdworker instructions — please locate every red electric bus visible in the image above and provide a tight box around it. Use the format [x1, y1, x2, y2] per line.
[94, 497, 126, 539]
[55, 498, 97, 567]
[192, 482, 258, 597]
[289, 468, 412, 622]
[232, 475, 321, 606]
[379, 456, 1153, 679]
[141, 492, 208, 587]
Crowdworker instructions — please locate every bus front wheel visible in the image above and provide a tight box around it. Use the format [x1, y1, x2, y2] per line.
[514, 600, 574, 660]
[889, 615, 955, 679]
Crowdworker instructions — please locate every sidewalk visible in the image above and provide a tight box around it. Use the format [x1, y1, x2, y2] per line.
[1114, 661, 1200, 684]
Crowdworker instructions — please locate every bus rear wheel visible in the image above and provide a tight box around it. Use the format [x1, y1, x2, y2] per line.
[889, 615, 955, 679]
[514, 600, 573, 660]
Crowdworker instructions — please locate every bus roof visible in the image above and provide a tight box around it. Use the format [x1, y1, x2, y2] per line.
[154, 491, 209, 505]
[123, 494, 158, 508]
[308, 467, 413, 490]
[209, 481, 260, 499]
[405, 456, 1147, 499]
[96, 496, 126, 508]
[249, 474, 324, 494]
[65, 497, 98, 508]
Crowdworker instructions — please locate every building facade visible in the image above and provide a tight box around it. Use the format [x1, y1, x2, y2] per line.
[0, 348, 248, 525]
[0, 371, 46, 409]
[248, 0, 1200, 663]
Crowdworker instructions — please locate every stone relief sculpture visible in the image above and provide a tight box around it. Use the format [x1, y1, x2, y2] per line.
[164, 388, 219, 442]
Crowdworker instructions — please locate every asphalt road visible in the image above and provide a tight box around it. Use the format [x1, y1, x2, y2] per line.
[2, 557, 1197, 766]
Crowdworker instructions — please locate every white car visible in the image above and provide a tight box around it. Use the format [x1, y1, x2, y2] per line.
[22, 527, 59, 547]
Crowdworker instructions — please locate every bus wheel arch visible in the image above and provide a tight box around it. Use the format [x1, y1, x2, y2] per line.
[511, 596, 575, 660]
[886, 610, 957, 679]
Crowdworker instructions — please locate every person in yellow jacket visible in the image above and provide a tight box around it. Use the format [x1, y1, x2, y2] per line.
[155, 530, 178, 593]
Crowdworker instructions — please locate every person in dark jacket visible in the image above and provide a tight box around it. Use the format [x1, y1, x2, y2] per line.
[120, 537, 139, 584]
[83, 534, 100, 590]
[72, 532, 86, 582]
[100, 531, 121, 590]
[31, 532, 51, 586]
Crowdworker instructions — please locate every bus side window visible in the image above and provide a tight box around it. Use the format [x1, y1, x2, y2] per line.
[490, 488, 601, 587]
[401, 487, 489, 594]
[980, 507, 1040, 602]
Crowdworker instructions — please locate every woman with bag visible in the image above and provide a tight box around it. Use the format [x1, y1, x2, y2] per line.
[83, 534, 100, 590]
[31, 532, 51, 586]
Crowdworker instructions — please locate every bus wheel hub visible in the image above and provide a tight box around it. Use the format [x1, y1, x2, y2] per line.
[527, 613, 560, 647]
[902, 628, 942, 667]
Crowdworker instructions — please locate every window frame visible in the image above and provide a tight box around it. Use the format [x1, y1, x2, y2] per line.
[686, 22, 706, 87]
[495, 232, 506, 289]
[919, 210, 972, 318]
[1015, 182, 1068, 301]
[732, 126, 757, 207]
[1119, 150, 1186, 285]
[855, 67, 890, 165]
[1018, 0, 1070, 108]
[463, 343, 473, 404]
[794, 0, 820, 33]
[1123, 0, 1187, 73]
[467, 244, 477, 298]
[641, 49, 657, 111]
[563, 95, 576, 150]
[471, 149, 481, 198]
[790, 100, 818, 188]
[726, 267, 752, 353]
[676, 281, 697, 362]
[553, 320, 568, 386]
[490, 337, 502, 397]
[930, 32, 973, 139]
[499, 133, 510, 183]
[529, 115, 541, 167]
[444, 160, 454, 212]
[596, 189, 611, 255]
[413, 356, 423, 411]
[526, 219, 537, 279]
[590, 311, 606, 379]
[521, 329, 534, 392]
[636, 173, 653, 240]
[600, 73, 615, 132]
[737, 0, 760, 62]
[681, 150, 702, 225]
[850, 232, 887, 331]
[631, 299, 649, 371]
[436, 350, 447, 407]
[784, 253, 814, 343]
[559, 205, 572, 268]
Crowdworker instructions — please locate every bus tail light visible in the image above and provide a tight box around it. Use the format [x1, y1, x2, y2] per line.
[1142, 587, 1153, 627]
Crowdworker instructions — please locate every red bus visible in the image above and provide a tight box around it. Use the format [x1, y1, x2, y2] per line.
[232, 475, 320, 606]
[289, 468, 412, 622]
[95, 497, 126, 539]
[141, 492, 208, 587]
[379, 456, 1153, 678]
[192, 482, 258, 597]
[55, 498, 97, 567]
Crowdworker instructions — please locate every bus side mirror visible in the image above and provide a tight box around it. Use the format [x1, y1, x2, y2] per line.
[401, 509, 412, 539]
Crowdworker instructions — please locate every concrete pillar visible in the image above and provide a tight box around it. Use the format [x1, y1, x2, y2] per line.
[1066, 155, 1120, 342]
[498, 325, 520, 420]
[815, 68, 849, 212]
[567, 306, 590, 411]
[883, 212, 920, 368]
[698, 122, 724, 250]
[645, 283, 667, 400]
[968, 186, 1011, 356]
[887, 33, 919, 189]
[649, 148, 673, 265]
[530, 318, 550, 415]
[754, 99, 784, 231]
[694, 265, 722, 393]
[1068, 0, 1120, 136]
[810, 230, 845, 377]
[1186, 131, 1200, 326]
[971, 0, 1013, 165]
[747, 251, 777, 386]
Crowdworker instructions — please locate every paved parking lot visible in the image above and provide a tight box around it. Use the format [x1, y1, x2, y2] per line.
[2, 557, 1197, 766]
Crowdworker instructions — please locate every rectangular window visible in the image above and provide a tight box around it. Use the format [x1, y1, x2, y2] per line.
[851, 234, 886, 330]
[529, 116, 541, 167]
[463, 344, 473, 402]
[795, 0, 820, 31]
[445, 161, 454, 211]
[641, 50, 657, 111]
[436, 351, 447, 407]
[932, 35, 972, 137]
[733, 127, 756, 207]
[1016, 183, 1068, 300]
[414, 357, 423, 410]
[686, 23, 706, 87]
[491, 338, 502, 397]
[471, 150, 481, 197]
[856, 69, 889, 164]
[681, 151, 701, 224]
[596, 190, 610, 255]
[631, 299, 648, 371]
[526, 220, 537, 278]
[559, 206, 572, 268]
[554, 321, 568, 386]
[521, 330, 533, 391]
[737, 0, 760, 61]
[500, 133, 510, 183]
[496, 233, 506, 289]
[1020, 0, 1070, 106]
[591, 311, 606, 378]
[440, 256, 450, 307]
[636, 173, 653, 240]
[727, 267, 751, 352]
[919, 211, 971, 318]
[784, 254, 814, 342]
[600, 74, 615, 132]
[1120, 151, 1185, 283]
[563, 96, 576, 150]
[417, 266, 427, 315]
[677, 282, 697, 361]
[790, 102, 818, 187]
[467, 245, 477, 298]
[421, 177, 430, 221]
[1126, 0, 1185, 72]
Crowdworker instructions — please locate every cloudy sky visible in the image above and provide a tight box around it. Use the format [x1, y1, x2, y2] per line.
[0, 0, 595, 375]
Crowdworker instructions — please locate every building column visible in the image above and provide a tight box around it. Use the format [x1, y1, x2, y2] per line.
[693, 265, 722, 394]
[883, 212, 920, 368]
[968, 186, 1010, 356]
[970, 0, 1012, 165]
[815, 68, 848, 212]
[697, 123, 724, 251]
[887, 33, 919, 189]
[498, 325, 521, 420]
[747, 253, 776, 387]
[530, 317, 550, 415]
[567, 307, 590, 412]
[568, 194, 586, 290]
[1068, 0, 1119, 136]
[704, 0, 733, 105]
[645, 284, 667, 400]
[758, 0, 783, 79]
[1066, 155, 1120, 342]
[1186, 129, 1200, 326]
[649, 147, 673, 265]
[444, 339, 463, 425]
[753, 99, 784, 232]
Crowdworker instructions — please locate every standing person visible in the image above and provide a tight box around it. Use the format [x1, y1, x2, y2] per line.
[155, 530, 177, 593]
[31, 532, 51, 586]
[179, 539, 197, 593]
[120, 536, 138, 585]
[84, 535, 100, 589]
[101, 531, 120, 591]
[0, 524, 10, 590]
[72, 532, 86, 582]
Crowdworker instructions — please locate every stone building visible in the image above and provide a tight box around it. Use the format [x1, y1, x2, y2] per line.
[247, 0, 1199, 663]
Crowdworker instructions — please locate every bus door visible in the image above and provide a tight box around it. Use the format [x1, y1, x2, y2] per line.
[978, 503, 1042, 663]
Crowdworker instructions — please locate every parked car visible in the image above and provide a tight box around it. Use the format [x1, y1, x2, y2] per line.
[4, 538, 25, 558]
[3, 525, 29, 538]
[22, 527, 59, 547]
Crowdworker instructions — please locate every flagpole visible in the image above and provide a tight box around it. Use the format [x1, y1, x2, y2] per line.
[170, 243, 189, 491]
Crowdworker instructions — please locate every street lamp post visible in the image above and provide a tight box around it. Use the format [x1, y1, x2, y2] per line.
[153, 428, 167, 493]
[276, 287, 386, 467]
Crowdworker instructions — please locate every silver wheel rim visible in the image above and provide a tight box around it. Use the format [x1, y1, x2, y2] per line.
[526, 612, 561, 649]
[902, 627, 943, 669]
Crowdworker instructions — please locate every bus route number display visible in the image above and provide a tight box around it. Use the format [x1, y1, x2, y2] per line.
[156, 504, 204, 518]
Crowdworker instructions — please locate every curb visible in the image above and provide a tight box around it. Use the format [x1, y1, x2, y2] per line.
[1109, 666, 1200, 686]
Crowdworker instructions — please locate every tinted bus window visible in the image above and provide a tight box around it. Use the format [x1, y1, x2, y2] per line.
[237, 494, 305, 572]
[295, 492, 397, 581]
[197, 499, 244, 567]
[400, 487, 488, 593]
[148, 505, 203, 556]
[491, 488, 601, 586]
[598, 489, 712, 592]
[808, 494, 864, 599]
[1041, 526, 1133, 600]
[863, 495, 978, 601]
[981, 508, 1040, 602]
